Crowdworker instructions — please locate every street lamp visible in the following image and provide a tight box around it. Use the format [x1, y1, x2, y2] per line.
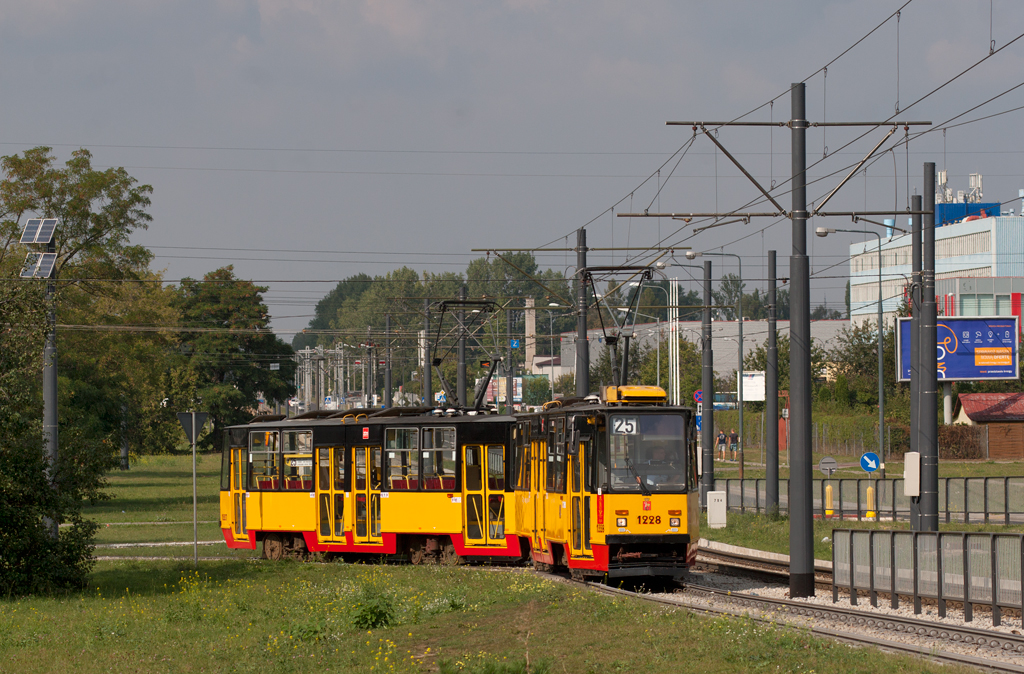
[687, 251, 745, 462]
[816, 226, 885, 476]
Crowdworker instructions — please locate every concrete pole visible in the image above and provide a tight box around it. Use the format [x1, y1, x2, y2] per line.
[920, 162, 939, 532]
[736, 258, 744, 469]
[767, 250, 779, 515]
[943, 382, 953, 424]
[700, 260, 715, 507]
[575, 228, 590, 396]
[875, 228, 885, 479]
[788, 82, 814, 598]
[384, 314, 392, 408]
[458, 285, 467, 407]
[424, 299, 432, 406]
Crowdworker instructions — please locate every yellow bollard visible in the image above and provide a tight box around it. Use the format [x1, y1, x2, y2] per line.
[825, 483, 834, 518]
[866, 485, 876, 520]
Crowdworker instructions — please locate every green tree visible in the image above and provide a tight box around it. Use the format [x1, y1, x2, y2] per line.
[0, 146, 154, 593]
[292, 273, 372, 350]
[743, 332, 828, 395]
[176, 267, 295, 446]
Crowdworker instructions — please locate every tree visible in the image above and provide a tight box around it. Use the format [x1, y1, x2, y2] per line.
[0, 146, 154, 594]
[292, 273, 372, 350]
[743, 331, 828, 393]
[712, 274, 744, 320]
[176, 267, 295, 446]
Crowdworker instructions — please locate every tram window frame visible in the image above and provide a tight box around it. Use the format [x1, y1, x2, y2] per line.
[220, 432, 231, 491]
[385, 427, 420, 491]
[282, 430, 314, 491]
[421, 426, 457, 491]
[249, 431, 280, 491]
[546, 418, 566, 493]
[514, 422, 531, 491]
[593, 419, 608, 492]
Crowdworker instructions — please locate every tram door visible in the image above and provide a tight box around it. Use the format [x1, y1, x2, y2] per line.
[569, 436, 592, 559]
[316, 447, 345, 543]
[230, 446, 248, 541]
[353, 447, 383, 544]
[462, 445, 506, 546]
[531, 439, 544, 551]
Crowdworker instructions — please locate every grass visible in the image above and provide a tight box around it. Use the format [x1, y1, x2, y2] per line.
[701, 511, 1024, 560]
[0, 560, 976, 673]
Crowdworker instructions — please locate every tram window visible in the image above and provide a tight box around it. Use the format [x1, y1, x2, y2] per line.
[515, 423, 531, 491]
[282, 431, 313, 491]
[385, 450, 419, 490]
[422, 427, 456, 490]
[465, 446, 483, 491]
[487, 445, 505, 491]
[546, 418, 566, 493]
[386, 428, 419, 451]
[594, 422, 608, 491]
[317, 448, 331, 491]
[249, 431, 280, 490]
[334, 449, 346, 491]
[220, 433, 231, 491]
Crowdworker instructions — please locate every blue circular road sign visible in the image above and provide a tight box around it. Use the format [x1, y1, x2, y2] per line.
[860, 452, 880, 472]
[694, 390, 702, 403]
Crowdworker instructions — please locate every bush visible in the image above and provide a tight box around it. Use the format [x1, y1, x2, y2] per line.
[351, 577, 396, 629]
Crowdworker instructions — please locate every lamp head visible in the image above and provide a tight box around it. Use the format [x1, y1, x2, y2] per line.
[685, 251, 699, 260]
[815, 227, 834, 237]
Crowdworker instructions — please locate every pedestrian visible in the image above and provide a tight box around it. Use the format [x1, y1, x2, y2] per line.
[729, 428, 739, 460]
[716, 429, 727, 460]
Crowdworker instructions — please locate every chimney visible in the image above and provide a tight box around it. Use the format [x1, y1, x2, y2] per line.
[525, 298, 536, 373]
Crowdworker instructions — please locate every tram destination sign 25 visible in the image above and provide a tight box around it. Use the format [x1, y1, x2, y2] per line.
[895, 316, 1020, 382]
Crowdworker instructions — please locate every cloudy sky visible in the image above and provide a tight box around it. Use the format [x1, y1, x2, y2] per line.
[3, 0, 1022, 335]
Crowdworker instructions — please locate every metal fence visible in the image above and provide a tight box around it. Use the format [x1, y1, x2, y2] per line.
[713, 477, 1024, 523]
[832, 529, 1024, 627]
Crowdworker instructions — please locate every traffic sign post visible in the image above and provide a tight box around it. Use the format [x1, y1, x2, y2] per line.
[177, 411, 208, 569]
[817, 456, 838, 477]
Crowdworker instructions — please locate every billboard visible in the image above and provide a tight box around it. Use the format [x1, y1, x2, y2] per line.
[896, 316, 1020, 382]
[736, 371, 766, 402]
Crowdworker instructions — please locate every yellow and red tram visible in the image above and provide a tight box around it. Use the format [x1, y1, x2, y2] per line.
[219, 385, 699, 579]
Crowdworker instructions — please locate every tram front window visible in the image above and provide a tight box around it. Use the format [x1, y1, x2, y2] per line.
[607, 414, 687, 492]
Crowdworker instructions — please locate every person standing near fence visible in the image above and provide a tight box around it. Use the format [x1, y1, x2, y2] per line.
[729, 429, 739, 461]
[717, 429, 727, 460]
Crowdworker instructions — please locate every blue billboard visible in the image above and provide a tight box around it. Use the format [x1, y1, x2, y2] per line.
[896, 316, 1019, 382]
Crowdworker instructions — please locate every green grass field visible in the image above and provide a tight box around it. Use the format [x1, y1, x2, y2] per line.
[1, 453, 1009, 671]
[0, 560, 972, 674]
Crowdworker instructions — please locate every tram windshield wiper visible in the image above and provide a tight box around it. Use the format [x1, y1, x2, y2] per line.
[624, 456, 651, 496]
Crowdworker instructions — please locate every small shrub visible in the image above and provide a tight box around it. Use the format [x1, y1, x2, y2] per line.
[352, 581, 396, 629]
[439, 658, 550, 674]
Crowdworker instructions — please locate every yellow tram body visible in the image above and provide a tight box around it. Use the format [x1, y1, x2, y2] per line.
[219, 385, 699, 578]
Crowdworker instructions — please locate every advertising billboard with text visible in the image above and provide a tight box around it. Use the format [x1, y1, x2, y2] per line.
[896, 316, 1019, 382]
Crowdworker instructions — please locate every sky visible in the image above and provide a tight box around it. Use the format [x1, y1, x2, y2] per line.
[2, 0, 1022, 337]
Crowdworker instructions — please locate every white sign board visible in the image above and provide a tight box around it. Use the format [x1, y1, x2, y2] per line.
[737, 371, 766, 402]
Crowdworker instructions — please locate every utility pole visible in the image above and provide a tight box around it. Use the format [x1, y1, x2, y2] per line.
[700, 260, 715, 507]
[766, 250, 779, 515]
[384, 314, 392, 408]
[576, 228, 590, 396]
[788, 82, 814, 598]
[920, 162, 939, 531]
[424, 299, 432, 406]
[507, 307, 514, 413]
[911, 189, 922, 529]
[458, 285, 467, 407]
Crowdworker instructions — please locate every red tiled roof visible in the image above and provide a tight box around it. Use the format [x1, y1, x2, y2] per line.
[957, 393, 1024, 422]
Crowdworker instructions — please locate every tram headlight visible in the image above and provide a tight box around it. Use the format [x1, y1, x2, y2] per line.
[669, 518, 680, 528]
[616, 517, 627, 527]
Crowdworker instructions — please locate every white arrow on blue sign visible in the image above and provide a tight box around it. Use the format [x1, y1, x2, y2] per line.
[695, 415, 702, 432]
[860, 452, 880, 472]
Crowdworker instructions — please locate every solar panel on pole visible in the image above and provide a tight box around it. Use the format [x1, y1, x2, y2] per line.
[20, 219, 41, 244]
[35, 219, 57, 244]
[35, 253, 57, 279]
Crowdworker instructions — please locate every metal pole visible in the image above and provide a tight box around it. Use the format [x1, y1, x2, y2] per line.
[701, 260, 715, 507]
[921, 163, 939, 532]
[875, 230, 885, 480]
[549, 311, 555, 400]
[789, 82, 814, 597]
[458, 285, 467, 407]
[384, 314, 392, 408]
[911, 193, 922, 529]
[424, 299, 432, 406]
[43, 236, 58, 538]
[767, 250, 779, 515]
[737, 257, 744, 470]
[192, 413, 198, 569]
[943, 382, 953, 424]
[576, 228, 590, 396]
[656, 317, 660, 389]
[507, 307, 513, 413]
